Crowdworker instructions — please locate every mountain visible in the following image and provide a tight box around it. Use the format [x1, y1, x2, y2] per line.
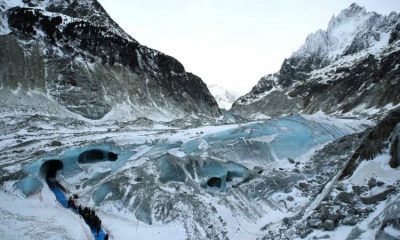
[2, 2, 400, 240]
[208, 84, 240, 110]
[0, 0, 220, 121]
[232, 3, 400, 118]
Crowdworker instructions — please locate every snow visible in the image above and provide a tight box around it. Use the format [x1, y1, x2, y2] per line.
[294, 4, 390, 62]
[0, 190, 92, 240]
[249, 112, 271, 120]
[99, 213, 187, 240]
[301, 110, 373, 132]
[347, 153, 400, 186]
[208, 84, 240, 110]
[0, 107, 375, 240]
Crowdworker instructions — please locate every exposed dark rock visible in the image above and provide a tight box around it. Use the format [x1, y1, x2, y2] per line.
[389, 123, 400, 168]
[307, 218, 323, 229]
[360, 187, 396, 205]
[282, 217, 291, 225]
[323, 219, 335, 231]
[231, 6, 400, 119]
[340, 107, 400, 179]
[298, 182, 308, 189]
[376, 218, 400, 240]
[352, 185, 369, 195]
[335, 192, 355, 204]
[377, 181, 385, 187]
[345, 226, 365, 240]
[134, 177, 142, 182]
[50, 140, 62, 147]
[368, 177, 377, 189]
[342, 215, 358, 226]
[0, 2, 220, 120]
[389, 22, 400, 44]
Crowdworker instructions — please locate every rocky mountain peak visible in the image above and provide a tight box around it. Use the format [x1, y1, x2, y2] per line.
[0, 0, 220, 121]
[333, 3, 367, 21]
[232, 4, 400, 118]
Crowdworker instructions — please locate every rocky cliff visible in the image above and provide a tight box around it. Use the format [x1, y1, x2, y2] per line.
[232, 4, 400, 118]
[0, 0, 220, 120]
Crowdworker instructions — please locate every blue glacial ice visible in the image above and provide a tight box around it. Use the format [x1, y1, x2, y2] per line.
[179, 115, 350, 164]
[18, 144, 135, 195]
[16, 175, 43, 196]
[17, 115, 357, 195]
[150, 115, 354, 191]
[157, 153, 251, 192]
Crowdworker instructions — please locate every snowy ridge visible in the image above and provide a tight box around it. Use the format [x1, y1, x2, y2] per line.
[294, 3, 395, 61]
[208, 84, 240, 110]
[232, 3, 400, 119]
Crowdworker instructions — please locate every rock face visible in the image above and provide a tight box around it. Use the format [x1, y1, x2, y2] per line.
[0, 0, 220, 120]
[340, 107, 400, 179]
[232, 4, 400, 118]
[389, 123, 400, 168]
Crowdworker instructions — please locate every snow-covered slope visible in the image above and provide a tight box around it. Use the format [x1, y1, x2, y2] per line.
[0, 0, 220, 122]
[232, 3, 400, 118]
[0, 108, 373, 240]
[2, 2, 400, 240]
[208, 84, 240, 110]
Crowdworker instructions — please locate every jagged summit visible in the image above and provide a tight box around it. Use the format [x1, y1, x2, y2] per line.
[232, 3, 400, 118]
[294, 3, 389, 60]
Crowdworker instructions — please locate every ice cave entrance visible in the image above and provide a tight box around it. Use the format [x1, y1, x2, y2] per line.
[40, 160, 63, 179]
[207, 177, 223, 188]
[78, 149, 118, 163]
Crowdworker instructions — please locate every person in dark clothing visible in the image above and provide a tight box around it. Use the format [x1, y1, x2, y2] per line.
[67, 197, 72, 208]
[104, 234, 109, 240]
[96, 219, 101, 236]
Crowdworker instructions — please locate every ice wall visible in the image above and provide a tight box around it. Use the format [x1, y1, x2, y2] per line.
[180, 115, 350, 164]
[16, 176, 43, 196]
[18, 144, 134, 196]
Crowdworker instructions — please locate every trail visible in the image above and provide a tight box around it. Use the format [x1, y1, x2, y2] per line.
[47, 178, 108, 240]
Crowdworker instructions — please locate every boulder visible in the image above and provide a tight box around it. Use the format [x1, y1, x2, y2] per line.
[323, 220, 335, 231]
[346, 226, 365, 240]
[352, 185, 369, 195]
[298, 182, 308, 189]
[50, 140, 62, 146]
[368, 178, 377, 188]
[342, 215, 358, 226]
[360, 187, 396, 205]
[335, 192, 355, 204]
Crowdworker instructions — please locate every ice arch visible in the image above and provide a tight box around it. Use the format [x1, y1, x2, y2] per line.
[40, 160, 63, 179]
[78, 149, 118, 163]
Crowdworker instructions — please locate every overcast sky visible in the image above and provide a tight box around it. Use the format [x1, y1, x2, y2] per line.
[98, 0, 400, 94]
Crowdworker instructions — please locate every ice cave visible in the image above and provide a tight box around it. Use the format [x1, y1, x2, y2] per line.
[40, 160, 63, 179]
[78, 149, 119, 163]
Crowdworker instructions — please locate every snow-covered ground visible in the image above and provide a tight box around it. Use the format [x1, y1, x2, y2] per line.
[0, 107, 375, 240]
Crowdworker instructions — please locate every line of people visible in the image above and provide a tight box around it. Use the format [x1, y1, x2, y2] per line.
[68, 196, 108, 240]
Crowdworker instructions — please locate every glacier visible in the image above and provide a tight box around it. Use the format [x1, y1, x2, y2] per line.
[0, 112, 373, 240]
